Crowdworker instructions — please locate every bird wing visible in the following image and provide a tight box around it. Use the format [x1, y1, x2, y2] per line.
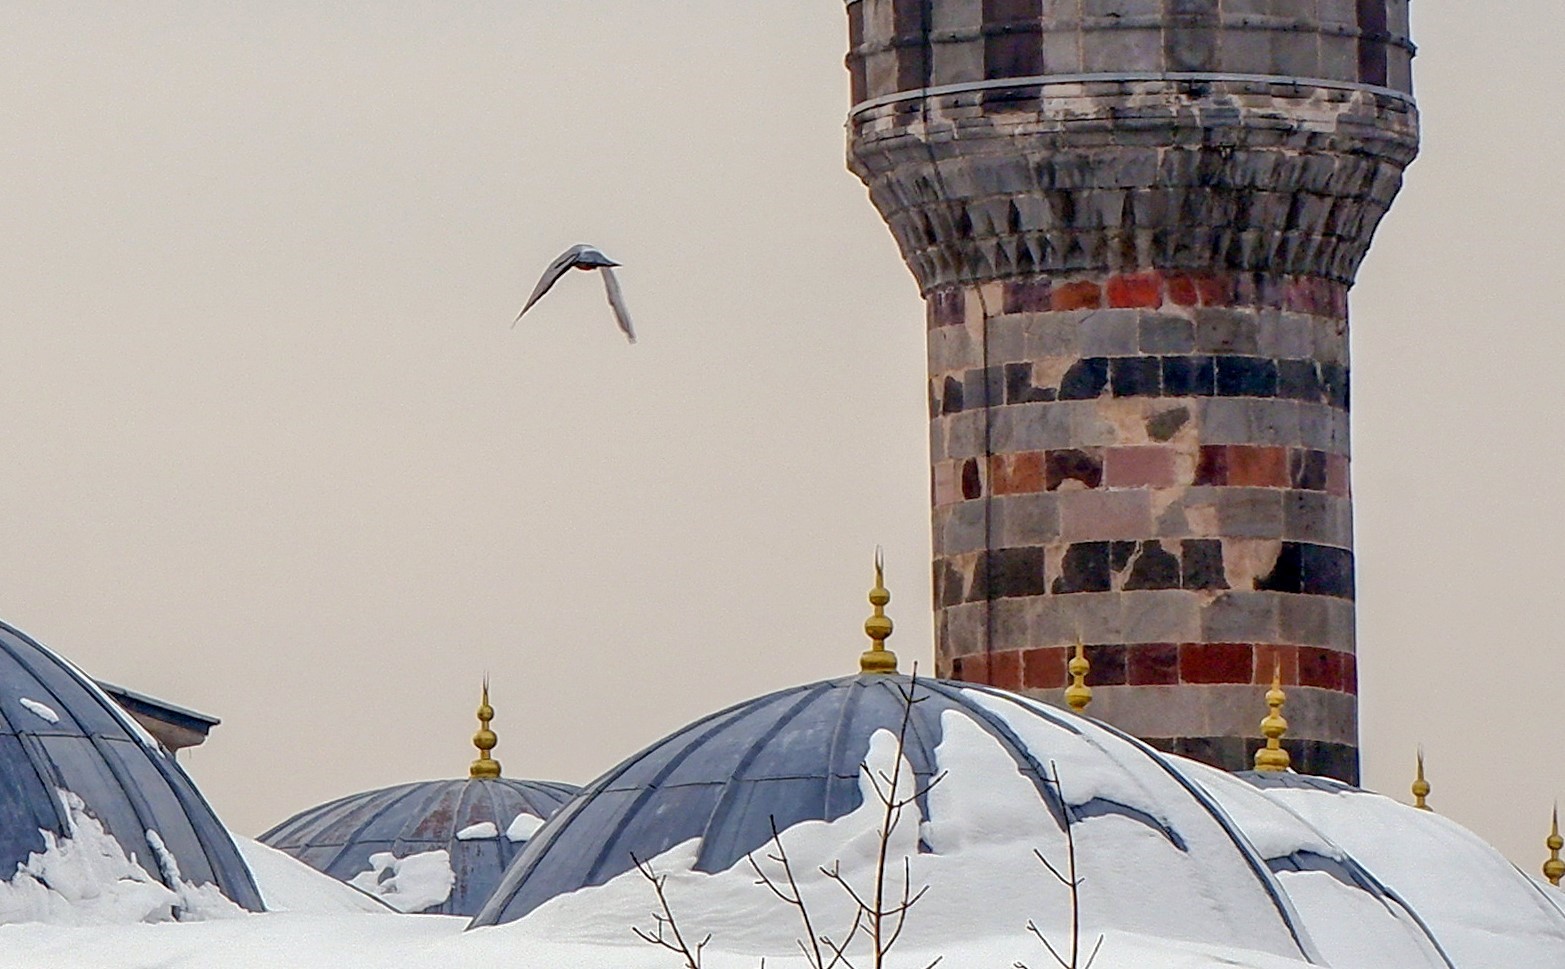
[513, 247, 588, 326]
[599, 267, 636, 344]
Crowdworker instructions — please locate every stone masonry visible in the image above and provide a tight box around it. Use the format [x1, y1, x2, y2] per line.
[845, 0, 1420, 781]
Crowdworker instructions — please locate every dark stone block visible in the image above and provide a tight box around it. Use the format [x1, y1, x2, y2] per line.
[983, 0, 1042, 22]
[1059, 357, 1109, 400]
[1147, 406, 1190, 442]
[973, 547, 1051, 600]
[1297, 647, 1343, 690]
[1321, 362, 1350, 409]
[929, 287, 964, 328]
[1045, 449, 1103, 490]
[1216, 356, 1279, 398]
[1277, 359, 1323, 402]
[1171, 736, 1249, 774]
[1244, 740, 1360, 785]
[1161, 355, 1215, 397]
[936, 560, 966, 608]
[1180, 642, 1254, 685]
[1053, 542, 1111, 594]
[962, 458, 983, 500]
[1300, 543, 1355, 599]
[1125, 541, 1182, 590]
[1127, 643, 1180, 685]
[1110, 540, 1137, 573]
[1084, 643, 1128, 686]
[941, 376, 964, 415]
[985, 30, 1044, 80]
[1256, 542, 1304, 594]
[1005, 362, 1056, 404]
[1194, 445, 1229, 486]
[1110, 356, 1162, 398]
[1181, 539, 1229, 590]
[1002, 278, 1051, 314]
[1289, 449, 1328, 491]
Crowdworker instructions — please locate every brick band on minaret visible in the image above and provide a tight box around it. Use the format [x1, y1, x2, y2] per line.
[845, 0, 1419, 782]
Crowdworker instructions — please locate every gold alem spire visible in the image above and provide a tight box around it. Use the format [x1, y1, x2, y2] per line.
[1545, 805, 1563, 887]
[1253, 660, 1291, 772]
[1064, 640, 1092, 713]
[469, 678, 502, 780]
[1412, 749, 1431, 811]
[859, 548, 898, 675]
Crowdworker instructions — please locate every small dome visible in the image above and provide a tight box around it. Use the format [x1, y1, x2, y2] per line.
[471, 674, 1317, 962]
[260, 776, 578, 916]
[0, 619, 263, 919]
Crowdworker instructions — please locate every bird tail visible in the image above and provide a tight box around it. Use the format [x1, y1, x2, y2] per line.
[600, 267, 636, 344]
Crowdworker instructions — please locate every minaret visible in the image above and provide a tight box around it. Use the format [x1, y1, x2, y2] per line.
[846, 2, 1418, 781]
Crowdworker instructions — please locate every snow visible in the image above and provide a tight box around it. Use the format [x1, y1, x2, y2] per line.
[505, 712, 1312, 965]
[142, 829, 244, 922]
[0, 720, 1334, 967]
[19, 698, 59, 724]
[0, 702, 1560, 968]
[957, 691, 1306, 959]
[505, 814, 543, 843]
[232, 838, 389, 915]
[454, 823, 497, 842]
[346, 851, 454, 914]
[1172, 760, 1449, 968]
[0, 791, 242, 927]
[1261, 782, 1565, 969]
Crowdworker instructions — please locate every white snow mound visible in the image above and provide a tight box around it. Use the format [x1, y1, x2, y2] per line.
[0, 790, 239, 926]
[233, 837, 390, 915]
[348, 850, 454, 913]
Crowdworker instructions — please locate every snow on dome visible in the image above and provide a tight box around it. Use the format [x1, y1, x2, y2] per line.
[259, 776, 577, 917]
[0, 619, 263, 921]
[471, 674, 1315, 963]
[232, 837, 391, 915]
[1244, 772, 1565, 969]
[1175, 759, 1453, 968]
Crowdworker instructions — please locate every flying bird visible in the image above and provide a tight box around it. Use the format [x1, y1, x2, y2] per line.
[513, 244, 636, 343]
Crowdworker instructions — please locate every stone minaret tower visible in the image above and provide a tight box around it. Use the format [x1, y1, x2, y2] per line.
[846, 2, 1418, 781]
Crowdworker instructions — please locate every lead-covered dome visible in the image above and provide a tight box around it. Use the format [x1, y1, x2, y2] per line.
[259, 686, 578, 916]
[472, 672, 1320, 962]
[0, 619, 263, 921]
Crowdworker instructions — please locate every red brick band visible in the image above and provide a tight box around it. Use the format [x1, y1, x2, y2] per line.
[928, 271, 1349, 329]
[955, 643, 1358, 694]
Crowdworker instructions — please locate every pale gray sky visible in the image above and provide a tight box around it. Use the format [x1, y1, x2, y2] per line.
[1, 4, 1561, 872]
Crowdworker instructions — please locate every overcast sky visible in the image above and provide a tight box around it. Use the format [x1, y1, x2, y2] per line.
[2, 4, 1561, 871]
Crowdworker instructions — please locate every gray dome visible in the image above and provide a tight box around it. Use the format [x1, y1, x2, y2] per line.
[470, 673, 1314, 963]
[0, 619, 263, 913]
[259, 776, 578, 916]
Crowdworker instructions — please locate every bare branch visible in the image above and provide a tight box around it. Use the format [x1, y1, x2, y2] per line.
[631, 854, 709, 969]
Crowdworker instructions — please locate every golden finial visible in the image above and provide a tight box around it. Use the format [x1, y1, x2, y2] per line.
[1544, 805, 1563, 887]
[1411, 748, 1431, 811]
[1064, 640, 1092, 712]
[469, 678, 502, 779]
[1254, 659, 1291, 772]
[859, 548, 898, 675]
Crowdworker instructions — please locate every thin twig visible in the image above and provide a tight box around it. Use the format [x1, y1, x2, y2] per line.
[631, 854, 711, 969]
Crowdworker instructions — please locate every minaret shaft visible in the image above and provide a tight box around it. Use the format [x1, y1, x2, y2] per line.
[846, 1, 1419, 781]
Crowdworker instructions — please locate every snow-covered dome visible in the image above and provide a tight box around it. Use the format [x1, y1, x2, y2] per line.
[469, 668, 1564, 968]
[0, 618, 264, 921]
[259, 686, 579, 916]
[1238, 771, 1565, 967]
[471, 671, 1323, 962]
